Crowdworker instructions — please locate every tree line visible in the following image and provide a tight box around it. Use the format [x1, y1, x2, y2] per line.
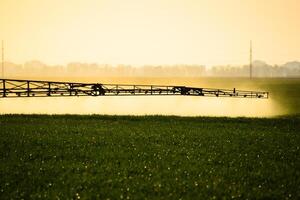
[2, 60, 300, 78]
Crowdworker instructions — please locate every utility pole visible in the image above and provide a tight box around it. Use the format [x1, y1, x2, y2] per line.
[250, 40, 252, 79]
[1, 40, 4, 78]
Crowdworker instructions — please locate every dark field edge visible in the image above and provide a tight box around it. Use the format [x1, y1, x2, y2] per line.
[1, 114, 299, 132]
[0, 113, 300, 122]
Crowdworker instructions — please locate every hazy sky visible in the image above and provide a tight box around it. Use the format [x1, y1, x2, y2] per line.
[0, 0, 299, 66]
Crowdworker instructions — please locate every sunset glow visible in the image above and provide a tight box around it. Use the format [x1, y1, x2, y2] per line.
[1, 0, 299, 66]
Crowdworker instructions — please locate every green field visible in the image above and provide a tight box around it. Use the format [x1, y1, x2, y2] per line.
[0, 115, 299, 199]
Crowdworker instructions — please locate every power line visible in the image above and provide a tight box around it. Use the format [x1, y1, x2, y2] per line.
[1, 40, 4, 78]
[250, 40, 252, 79]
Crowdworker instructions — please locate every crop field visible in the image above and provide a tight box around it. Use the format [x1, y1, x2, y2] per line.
[0, 115, 299, 199]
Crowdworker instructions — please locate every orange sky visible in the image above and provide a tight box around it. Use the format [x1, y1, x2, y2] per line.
[0, 0, 299, 66]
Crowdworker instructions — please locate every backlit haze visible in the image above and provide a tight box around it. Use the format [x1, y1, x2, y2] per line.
[0, 0, 299, 117]
[1, 0, 300, 66]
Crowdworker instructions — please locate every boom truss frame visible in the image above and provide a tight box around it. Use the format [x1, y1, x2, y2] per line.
[0, 79, 268, 99]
